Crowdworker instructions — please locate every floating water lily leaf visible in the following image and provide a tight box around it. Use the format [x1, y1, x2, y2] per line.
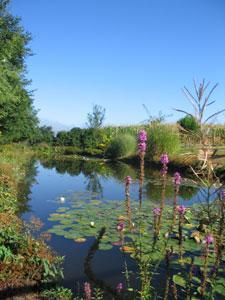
[99, 243, 113, 251]
[57, 207, 69, 212]
[173, 274, 186, 288]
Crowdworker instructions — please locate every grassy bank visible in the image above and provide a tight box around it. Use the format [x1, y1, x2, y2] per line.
[0, 145, 72, 299]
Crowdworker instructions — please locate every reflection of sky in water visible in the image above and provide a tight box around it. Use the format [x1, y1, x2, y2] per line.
[21, 159, 216, 293]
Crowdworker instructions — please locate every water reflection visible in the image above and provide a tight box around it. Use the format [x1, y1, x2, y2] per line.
[22, 158, 201, 210]
[17, 157, 38, 214]
[20, 158, 205, 295]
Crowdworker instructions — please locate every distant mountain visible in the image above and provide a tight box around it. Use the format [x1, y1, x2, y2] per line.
[39, 118, 75, 133]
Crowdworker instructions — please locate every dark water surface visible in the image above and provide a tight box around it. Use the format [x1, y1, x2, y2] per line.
[20, 158, 201, 294]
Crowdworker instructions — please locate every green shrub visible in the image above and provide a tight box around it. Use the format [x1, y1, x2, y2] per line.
[106, 134, 137, 159]
[177, 115, 200, 132]
[68, 127, 83, 147]
[81, 128, 109, 150]
[147, 125, 181, 159]
[55, 131, 70, 146]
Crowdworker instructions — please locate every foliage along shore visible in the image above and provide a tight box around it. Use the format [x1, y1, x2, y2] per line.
[0, 145, 73, 299]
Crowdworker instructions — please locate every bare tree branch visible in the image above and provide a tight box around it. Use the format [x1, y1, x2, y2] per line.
[205, 83, 219, 103]
[182, 88, 198, 115]
[204, 109, 225, 124]
[203, 81, 211, 93]
[193, 79, 199, 98]
[206, 100, 216, 107]
[183, 86, 199, 106]
[173, 108, 194, 118]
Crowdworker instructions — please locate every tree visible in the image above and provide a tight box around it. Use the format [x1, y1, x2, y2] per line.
[0, 0, 38, 143]
[39, 126, 54, 144]
[86, 104, 106, 129]
[68, 127, 82, 147]
[174, 79, 225, 128]
[55, 131, 70, 146]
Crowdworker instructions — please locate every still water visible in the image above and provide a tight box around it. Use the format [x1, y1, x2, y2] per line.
[21, 158, 200, 294]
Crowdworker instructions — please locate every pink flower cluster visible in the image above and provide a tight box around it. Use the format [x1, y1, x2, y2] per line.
[117, 222, 125, 232]
[125, 175, 132, 186]
[138, 130, 147, 154]
[177, 205, 186, 215]
[153, 207, 161, 216]
[160, 153, 169, 165]
[138, 130, 147, 142]
[173, 172, 181, 186]
[204, 234, 214, 245]
[84, 282, 92, 300]
[116, 282, 123, 293]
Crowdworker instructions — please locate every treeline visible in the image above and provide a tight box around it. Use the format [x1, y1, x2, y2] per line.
[33, 126, 110, 155]
[0, 0, 38, 143]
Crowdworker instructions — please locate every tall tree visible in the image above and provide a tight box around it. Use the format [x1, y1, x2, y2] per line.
[0, 0, 38, 143]
[86, 104, 106, 129]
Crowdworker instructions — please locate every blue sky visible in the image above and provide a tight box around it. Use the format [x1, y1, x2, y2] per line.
[11, 0, 225, 127]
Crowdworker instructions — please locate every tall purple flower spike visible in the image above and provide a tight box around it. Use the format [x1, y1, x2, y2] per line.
[138, 130, 147, 153]
[153, 207, 161, 216]
[204, 234, 214, 245]
[125, 176, 132, 186]
[160, 153, 169, 165]
[173, 172, 181, 186]
[138, 130, 147, 142]
[177, 205, 186, 215]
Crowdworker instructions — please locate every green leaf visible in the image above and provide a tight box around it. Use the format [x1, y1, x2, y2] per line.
[173, 274, 186, 288]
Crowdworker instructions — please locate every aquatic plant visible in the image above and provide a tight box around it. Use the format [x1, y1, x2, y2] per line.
[48, 124, 225, 300]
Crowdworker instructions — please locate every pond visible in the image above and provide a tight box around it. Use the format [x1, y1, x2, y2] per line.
[19, 158, 204, 297]
[19, 160, 201, 290]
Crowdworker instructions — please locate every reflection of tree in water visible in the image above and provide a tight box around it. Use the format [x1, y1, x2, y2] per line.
[85, 173, 103, 196]
[17, 158, 38, 214]
[179, 184, 199, 200]
[40, 158, 82, 175]
[107, 161, 138, 181]
[145, 179, 199, 203]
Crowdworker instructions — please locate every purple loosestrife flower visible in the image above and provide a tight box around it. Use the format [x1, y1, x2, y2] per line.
[116, 283, 123, 293]
[221, 189, 225, 200]
[153, 207, 161, 216]
[125, 176, 132, 186]
[138, 130, 147, 154]
[177, 205, 186, 215]
[173, 172, 181, 186]
[138, 130, 147, 143]
[117, 222, 125, 232]
[204, 234, 214, 245]
[138, 142, 147, 152]
[160, 153, 169, 165]
[84, 282, 92, 300]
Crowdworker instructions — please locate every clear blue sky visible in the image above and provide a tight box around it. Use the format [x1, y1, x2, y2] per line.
[11, 0, 225, 127]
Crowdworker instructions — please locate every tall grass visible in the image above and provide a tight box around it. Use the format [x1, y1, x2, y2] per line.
[146, 124, 181, 159]
[105, 134, 137, 159]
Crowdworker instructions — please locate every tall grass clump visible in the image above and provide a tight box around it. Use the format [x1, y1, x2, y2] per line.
[147, 124, 181, 160]
[105, 134, 136, 160]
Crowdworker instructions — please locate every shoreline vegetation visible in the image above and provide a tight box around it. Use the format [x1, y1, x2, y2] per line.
[0, 138, 224, 298]
[0, 0, 225, 298]
[0, 144, 73, 299]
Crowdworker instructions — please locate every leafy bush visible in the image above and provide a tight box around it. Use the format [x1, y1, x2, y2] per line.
[81, 128, 109, 151]
[106, 134, 137, 159]
[178, 115, 200, 132]
[147, 124, 181, 159]
[55, 131, 70, 146]
[68, 127, 83, 147]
